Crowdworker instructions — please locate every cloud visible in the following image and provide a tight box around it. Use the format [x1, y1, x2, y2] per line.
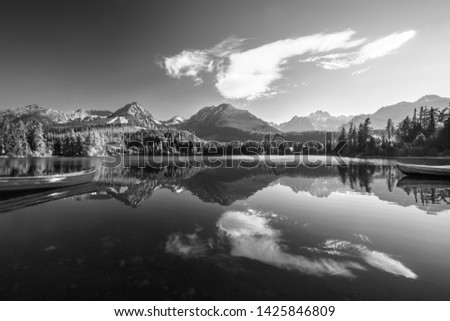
[160, 29, 415, 100]
[351, 66, 371, 76]
[359, 30, 416, 60]
[159, 36, 244, 86]
[162, 50, 211, 85]
[160, 30, 364, 99]
[353, 233, 372, 243]
[215, 30, 364, 100]
[301, 30, 416, 70]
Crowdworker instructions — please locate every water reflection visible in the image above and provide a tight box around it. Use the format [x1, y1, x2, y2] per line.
[217, 210, 365, 278]
[166, 226, 213, 258]
[397, 177, 450, 209]
[165, 209, 417, 279]
[94, 166, 202, 207]
[0, 157, 89, 176]
[94, 162, 388, 206]
[310, 240, 417, 279]
[1, 158, 450, 214]
[0, 184, 97, 213]
[1, 157, 450, 300]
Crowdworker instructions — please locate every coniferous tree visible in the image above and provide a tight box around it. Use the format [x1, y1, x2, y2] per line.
[428, 107, 436, 137]
[62, 130, 76, 156]
[419, 106, 424, 129]
[363, 118, 372, 138]
[398, 116, 412, 142]
[337, 126, 347, 142]
[3, 118, 17, 155]
[9, 121, 31, 156]
[347, 122, 357, 154]
[28, 121, 47, 156]
[75, 133, 84, 156]
[53, 136, 62, 156]
[442, 109, 450, 149]
[386, 118, 395, 142]
[357, 123, 365, 152]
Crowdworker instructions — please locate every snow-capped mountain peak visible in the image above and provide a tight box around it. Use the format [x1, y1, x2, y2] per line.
[161, 115, 186, 126]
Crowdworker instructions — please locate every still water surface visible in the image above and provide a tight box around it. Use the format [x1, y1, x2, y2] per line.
[0, 157, 449, 300]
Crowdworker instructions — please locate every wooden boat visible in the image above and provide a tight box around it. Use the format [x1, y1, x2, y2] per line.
[0, 183, 98, 214]
[397, 162, 450, 177]
[0, 169, 97, 191]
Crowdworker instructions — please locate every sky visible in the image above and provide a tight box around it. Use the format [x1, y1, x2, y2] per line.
[1, 0, 450, 123]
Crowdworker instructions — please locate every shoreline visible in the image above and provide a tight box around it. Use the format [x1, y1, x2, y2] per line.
[1, 154, 450, 160]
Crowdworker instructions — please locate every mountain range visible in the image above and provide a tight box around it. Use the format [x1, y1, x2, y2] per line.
[271, 111, 353, 132]
[1, 95, 449, 141]
[0, 102, 159, 129]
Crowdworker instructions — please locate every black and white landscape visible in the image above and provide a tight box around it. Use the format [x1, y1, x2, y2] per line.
[1, 0, 450, 301]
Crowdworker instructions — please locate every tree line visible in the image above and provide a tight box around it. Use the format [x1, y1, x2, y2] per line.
[0, 118, 129, 157]
[337, 104, 450, 157]
[0, 117, 201, 157]
[1, 104, 449, 158]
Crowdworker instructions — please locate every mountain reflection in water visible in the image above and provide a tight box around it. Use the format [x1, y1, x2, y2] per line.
[1, 158, 449, 214]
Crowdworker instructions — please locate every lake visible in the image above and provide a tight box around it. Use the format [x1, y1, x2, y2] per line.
[0, 156, 449, 300]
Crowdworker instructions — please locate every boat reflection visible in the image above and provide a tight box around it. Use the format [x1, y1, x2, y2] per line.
[396, 177, 450, 209]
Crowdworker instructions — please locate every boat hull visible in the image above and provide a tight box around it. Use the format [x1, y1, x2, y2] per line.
[0, 169, 97, 191]
[0, 183, 98, 213]
[397, 163, 450, 177]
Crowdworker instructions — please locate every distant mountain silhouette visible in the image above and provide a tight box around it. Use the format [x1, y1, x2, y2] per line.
[308, 111, 352, 131]
[161, 116, 186, 126]
[274, 111, 352, 132]
[276, 116, 315, 132]
[178, 103, 279, 141]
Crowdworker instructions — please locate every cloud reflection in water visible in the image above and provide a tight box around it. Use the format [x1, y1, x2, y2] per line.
[217, 210, 364, 278]
[165, 210, 417, 279]
[320, 239, 417, 279]
[165, 226, 213, 258]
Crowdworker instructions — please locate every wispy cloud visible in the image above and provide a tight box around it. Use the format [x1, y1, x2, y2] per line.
[351, 66, 371, 76]
[301, 30, 416, 70]
[215, 30, 364, 100]
[159, 29, 415, 100]
[159, 36, 244, 86]
[162, 50, 210, 85]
